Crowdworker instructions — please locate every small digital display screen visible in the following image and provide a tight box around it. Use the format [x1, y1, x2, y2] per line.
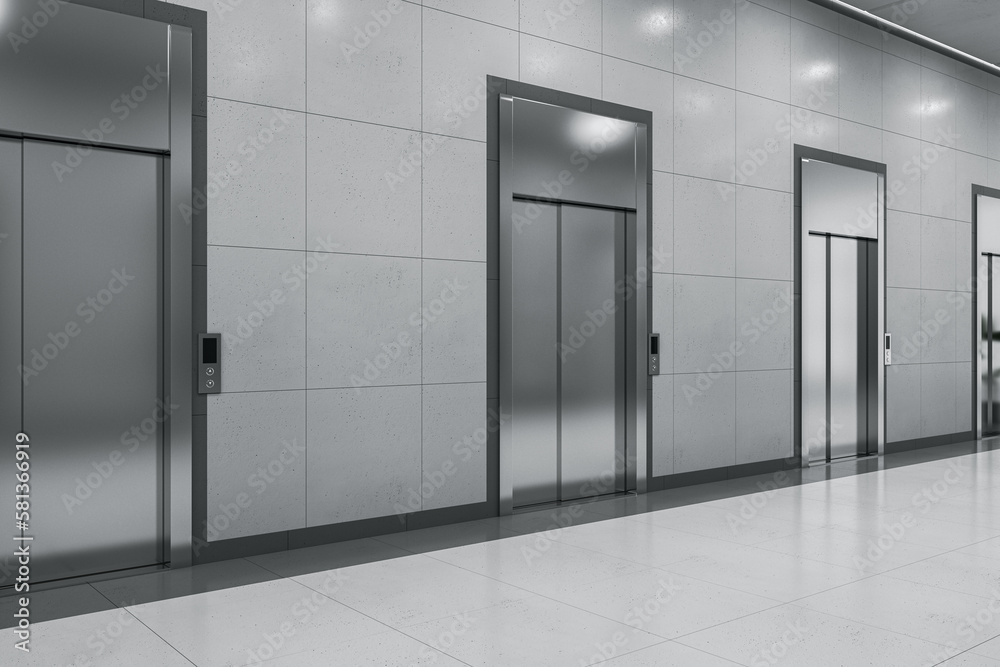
[650, 336, 659, 355]
[202, 337, 218, 364]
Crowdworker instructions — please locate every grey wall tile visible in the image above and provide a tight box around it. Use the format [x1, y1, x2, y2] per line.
[674, 175, 736, 277]
[674, 77, 736, 182]
[882, 54, 922, 140]
[956, 222, 973, 292]
[422, 383, 488, 510]
[921, 143, 957, 220]
[838, 38, 881, 128]
[790, 19, 838, 117]
[921, 67, 958, 145]
[308, 116, 421, 258]
[520, 0, 602, 51]
[179, 0, 305, 110]
[423, 137, 487, 262]
[422, 8, 518, 141]
[307, 0, 421, 129]
[736, 186, 792, 281]
[207, 391, 306, 539]
[839, 119, 882, 164]
[652, 171, 674, 273]
[422, 260, 487, 384]
[603, 0, 674, 71]
[882, 31, 921, 65]
[737, 1, 790, 103]
[920, 362, 957, 438]
[307, 253, 422, 389]
[736, 279, 792, 371]
[886, 364, 921, 443]
[652, 275, 674, 375]
[674, 371, 736, 473]
[955, 80, 989, 157]
[838, 13, 880, 49]
[520, 35, 602, 99]
[886, 210, 921, 289]
[673, 0, 737, 88]
[207, 246, 306, 392]
[920, 290, 957, 364]
[674, 275, 736, 374]
[423, 0, 518, 29]
[955, 290, 974, 364]
[886, 288, 922, 365]
[736, 369, 792, 464]
[207, 99, 305, 251]
[652, 375, 674, 477]
[790, 107, 839, 153]
[921, 47, 957, 78]
[789, 0, 839, 31]
[306, 386, 421, 525]
[884, 132, 922, 215]
[990, 93, 1000, 162]
[735, 93, 792, 193]
[603, 58, 674, 173]
[956, 152, 987, 224]
[955, 362, 974, 432]
[921, 217, 957, 291]
[754, 0, 790, 14]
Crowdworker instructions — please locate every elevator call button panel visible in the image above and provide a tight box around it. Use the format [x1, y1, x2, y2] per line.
[198, 333, 222, 394]
[649, 334, 660, 376]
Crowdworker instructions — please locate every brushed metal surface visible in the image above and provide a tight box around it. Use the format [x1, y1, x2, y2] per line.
[802, 159, 879, 240]
[828, 236, 865, 460]
[510, 199, 559, 507]
[0, 139, 21, 587]
[988, 256, 1000, 434]
[803, 233, 829, 464]
[509, 97, 636, 210]
[800, 153, 884, 466]
[22, 141, 162, 581]
[559, 204, 625, 501]
[166, 25, 194, 568]
[499, 93, 648, 512]
[980, 196, 1000, 254]
[0, 0, 170, 151]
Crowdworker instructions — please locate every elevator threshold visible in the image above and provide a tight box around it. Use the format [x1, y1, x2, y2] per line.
[809, 452, 879, 469]
[512, 490, 637, 515]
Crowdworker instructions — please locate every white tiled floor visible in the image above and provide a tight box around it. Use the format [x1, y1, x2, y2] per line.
[6, 448, 1000, 666]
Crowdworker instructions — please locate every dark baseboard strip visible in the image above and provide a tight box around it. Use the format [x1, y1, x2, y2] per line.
[192, 502, 493, 565]
[647, 456, 801, 493]
[885, 432, 973, 455]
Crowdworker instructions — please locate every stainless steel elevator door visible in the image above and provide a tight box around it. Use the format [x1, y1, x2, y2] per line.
[805, 233, 877, 464]
[18, 140, 163, 583]
[509, 199, 625, 508]
[560, 204, 626, 500]
[983, 255, 1000, 435]
[511, 201, 559, 506]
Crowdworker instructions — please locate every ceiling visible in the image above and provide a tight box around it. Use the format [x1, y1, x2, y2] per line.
[839, 0, 1000, 66]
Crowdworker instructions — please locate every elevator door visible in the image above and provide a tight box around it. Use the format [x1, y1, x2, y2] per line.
[804, 232, 878, 463]
[1, 140, 163, 585]
[982, 254, 1000, 435]
[509, 199, 625, 508]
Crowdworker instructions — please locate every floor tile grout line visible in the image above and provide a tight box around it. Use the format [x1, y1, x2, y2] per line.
[116, 606, 200, 667]
[280, 565, 478, 666]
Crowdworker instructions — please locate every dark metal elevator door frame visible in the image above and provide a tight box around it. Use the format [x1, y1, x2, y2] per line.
[498, 93, 650, 514]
